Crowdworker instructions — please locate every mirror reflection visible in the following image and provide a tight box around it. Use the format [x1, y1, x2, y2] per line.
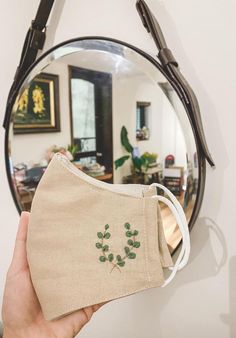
[8, 39, 199, 252]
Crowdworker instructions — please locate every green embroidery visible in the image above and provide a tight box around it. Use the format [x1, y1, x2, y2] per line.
[95, 222, 141, 273]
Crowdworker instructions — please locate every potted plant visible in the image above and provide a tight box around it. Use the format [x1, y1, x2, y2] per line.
[114, 126, 158, 183]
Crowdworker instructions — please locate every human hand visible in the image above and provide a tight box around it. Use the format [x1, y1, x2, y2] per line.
[2, 212, 104, 338]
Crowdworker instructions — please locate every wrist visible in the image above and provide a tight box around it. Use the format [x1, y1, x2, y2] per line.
[3, 327, 39, 338]
[3, 328, 24, 338]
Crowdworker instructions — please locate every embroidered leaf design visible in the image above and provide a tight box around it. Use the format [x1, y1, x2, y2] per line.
[124, 246, 130, 254]
[108, 253, 114, 262]
[124, 222, 131, 230]
[126, 231, 133, 237]
[133, 241, 140, 248]
[104, 232, 111, 239]
[97, 232, 103, 239]
[128, 252, 136, 259]
[127, 239, 134, 246]
[96, 222, 141, 273]
[102, 245, 109, 252]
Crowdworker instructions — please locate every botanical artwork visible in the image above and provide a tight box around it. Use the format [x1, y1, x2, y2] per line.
[13, 73, 60, 134]
[96, 222, 141, 273]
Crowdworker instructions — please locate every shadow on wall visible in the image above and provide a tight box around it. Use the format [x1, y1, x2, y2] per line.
[78, 217, 227, 338]
[220, 255, 236, 338]
[42, 0, 66, 51]
[148, 0, 228, 221]
[129, 217, 227, 338]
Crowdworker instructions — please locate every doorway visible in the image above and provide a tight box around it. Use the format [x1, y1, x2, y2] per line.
[69, 66, 113, 181]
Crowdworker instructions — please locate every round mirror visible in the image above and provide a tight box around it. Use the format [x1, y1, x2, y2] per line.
[5, 38, 203, 253]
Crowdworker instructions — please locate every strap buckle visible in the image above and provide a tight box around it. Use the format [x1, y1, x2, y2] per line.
[158, 48, 178, 68]
[29, 21, 46, 50]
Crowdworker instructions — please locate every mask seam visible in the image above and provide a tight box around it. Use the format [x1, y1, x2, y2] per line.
[43, 281, 161, 321]
[143, 197, 151, 282]
[155, 202, 163, 267]
[54, 153, 145, 199]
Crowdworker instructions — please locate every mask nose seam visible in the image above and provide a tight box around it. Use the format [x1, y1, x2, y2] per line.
[142, 197, 151, 282]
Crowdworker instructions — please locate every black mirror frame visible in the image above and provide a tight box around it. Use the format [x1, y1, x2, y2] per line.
[4, 36, 206, 243]
[3, 0, 214, 254]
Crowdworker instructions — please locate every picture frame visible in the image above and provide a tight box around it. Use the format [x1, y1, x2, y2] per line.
[13, 73, 60, 134]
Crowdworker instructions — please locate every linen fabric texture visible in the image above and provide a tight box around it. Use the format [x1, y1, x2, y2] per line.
[27, 153, 173, 320]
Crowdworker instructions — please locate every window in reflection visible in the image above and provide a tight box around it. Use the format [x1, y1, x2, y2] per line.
[71, 79, 96, 154]
[69, 66, 113, 180]
[136, 101, 150, 141]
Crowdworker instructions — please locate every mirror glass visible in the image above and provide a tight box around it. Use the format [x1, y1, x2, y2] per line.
[7, 39, 199, 253]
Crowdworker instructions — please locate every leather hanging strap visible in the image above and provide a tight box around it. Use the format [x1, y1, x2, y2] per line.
[136, 0, 178, 67]
[3, 0, 215, 168]
[3, 0, 55, 129]
[136, 0, 215, 167]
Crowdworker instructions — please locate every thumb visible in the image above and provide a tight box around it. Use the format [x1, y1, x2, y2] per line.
[8, 212, 30, 276]
[55, 304, 105, 337]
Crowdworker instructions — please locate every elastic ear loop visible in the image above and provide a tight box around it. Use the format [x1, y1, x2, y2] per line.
[149, 183, 190, 286]
[152, 195, 188, 286]
[149, 183, 190, 270]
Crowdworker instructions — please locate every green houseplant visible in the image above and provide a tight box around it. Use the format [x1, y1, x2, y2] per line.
[114, 126, 157, 174]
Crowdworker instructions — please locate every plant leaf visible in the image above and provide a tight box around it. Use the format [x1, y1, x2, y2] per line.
[116, 255, 122, 262]
[128, 252, 136, 259]
[102, 245, 109, 252]
[126, 231, 133, 238]
[140, 155, 149, 172]
[114, 155, 130, 170]
[108, 253, 114, 262]
[121, 126, 133, 153]
[133, 241, 141, 248]
[132, 157, 143, 172]
[124, 246, 130, 254]
[117, 260, 125, 267]
[96, 242, 102, 249]
[124, 222, 131, 230]
[127, 239, 134, 246]
[133, 230, 139, 236]
[105, 224, 109, 230]
[99, 256, 106, 262]
[97, 232, 103, 239]
[104, 232, 111, 239]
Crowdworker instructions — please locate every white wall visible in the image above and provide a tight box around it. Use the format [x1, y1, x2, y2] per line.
[0, 1, 235, 338]
[113, 73, 187, 183]
[113, 74, 164, 183]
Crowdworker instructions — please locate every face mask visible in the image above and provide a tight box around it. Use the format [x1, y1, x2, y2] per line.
[27, 153, 190, 320]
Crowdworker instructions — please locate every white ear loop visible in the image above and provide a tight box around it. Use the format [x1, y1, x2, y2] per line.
[148, 183, 190, 287]
[149, 183, 190, 270]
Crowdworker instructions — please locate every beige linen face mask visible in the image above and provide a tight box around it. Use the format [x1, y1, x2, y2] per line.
[27, 153, 190, 321]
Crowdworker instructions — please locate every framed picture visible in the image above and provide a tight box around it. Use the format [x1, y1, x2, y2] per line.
[13, 73, 60, 134]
